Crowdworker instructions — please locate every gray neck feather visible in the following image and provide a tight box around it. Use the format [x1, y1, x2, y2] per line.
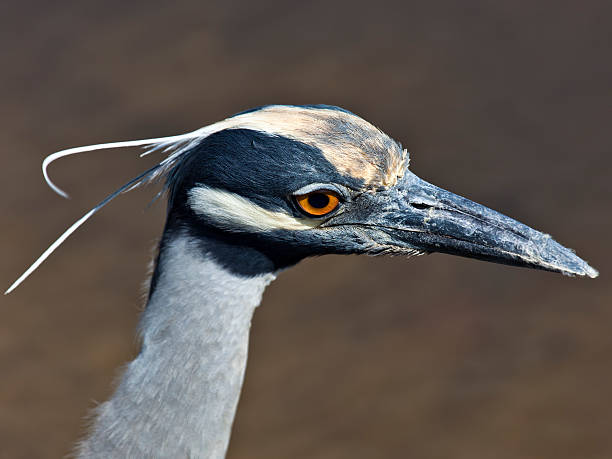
[77, 231, 276, 458]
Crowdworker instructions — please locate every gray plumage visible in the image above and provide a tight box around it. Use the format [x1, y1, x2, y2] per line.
[78, 232, 274, 457]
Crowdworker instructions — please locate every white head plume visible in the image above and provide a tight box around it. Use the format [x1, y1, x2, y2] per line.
[6, 118, 238, 294]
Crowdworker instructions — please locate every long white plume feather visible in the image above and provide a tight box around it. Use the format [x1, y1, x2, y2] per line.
[5, 164, 164, 294]
[43, 131, 204, 198]
[6, 122, 231, 294]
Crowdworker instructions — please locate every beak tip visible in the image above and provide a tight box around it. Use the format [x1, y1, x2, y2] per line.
[580, 263, 599, 279]
[560, 263, 598, 279]
[527, 233, 598, 279]
[555, 252, 598, 279]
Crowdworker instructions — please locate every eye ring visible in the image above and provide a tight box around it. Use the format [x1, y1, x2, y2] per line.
[294, 189, 341, 218]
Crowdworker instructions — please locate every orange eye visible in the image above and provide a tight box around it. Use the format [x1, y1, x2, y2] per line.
[295, 190, 341, 217]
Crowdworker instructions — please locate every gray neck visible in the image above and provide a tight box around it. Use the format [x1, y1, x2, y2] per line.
[77, 230, 276, 458]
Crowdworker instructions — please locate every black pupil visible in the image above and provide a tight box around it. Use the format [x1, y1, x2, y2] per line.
[308, 193, 330, 209]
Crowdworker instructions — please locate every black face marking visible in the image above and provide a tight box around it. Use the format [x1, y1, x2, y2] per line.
[148, 214, 279, 299]
[166, 128, 364, 215]
[220, 105, 406, 188]
[151, 208, 374, 283]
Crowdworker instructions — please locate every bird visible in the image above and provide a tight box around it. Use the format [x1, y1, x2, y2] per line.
[7, 104, 598, 458]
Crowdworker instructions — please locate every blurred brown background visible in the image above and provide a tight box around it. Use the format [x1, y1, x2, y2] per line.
[1, 1, 611, 458]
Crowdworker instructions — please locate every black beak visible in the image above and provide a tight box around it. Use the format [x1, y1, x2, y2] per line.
[354, 172, 598, 278]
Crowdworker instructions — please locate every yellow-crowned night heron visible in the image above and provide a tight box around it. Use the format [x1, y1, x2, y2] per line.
[7, 105, 598, 458]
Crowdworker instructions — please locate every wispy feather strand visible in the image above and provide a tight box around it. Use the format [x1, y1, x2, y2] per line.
[6, 128, 218, 294]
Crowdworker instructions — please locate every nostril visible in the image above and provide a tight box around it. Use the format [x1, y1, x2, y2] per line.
[410, 202, 432, 210]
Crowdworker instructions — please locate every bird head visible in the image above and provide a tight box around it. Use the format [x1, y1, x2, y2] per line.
[163, 105, 597, 277]
[6, 104, 597, 294]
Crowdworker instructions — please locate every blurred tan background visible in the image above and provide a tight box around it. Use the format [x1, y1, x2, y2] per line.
[1, 1, 611, 458]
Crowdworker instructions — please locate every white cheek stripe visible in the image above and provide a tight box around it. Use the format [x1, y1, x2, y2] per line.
[188, 186, 320, 232]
